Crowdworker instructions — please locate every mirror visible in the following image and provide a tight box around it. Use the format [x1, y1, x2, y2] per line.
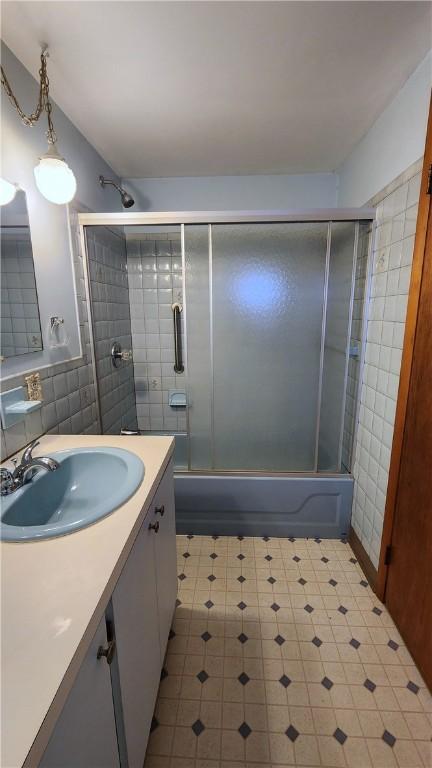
[1, 189, 43, 359]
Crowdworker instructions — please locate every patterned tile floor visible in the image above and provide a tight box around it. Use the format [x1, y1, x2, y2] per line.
[144, 535, 431, 768]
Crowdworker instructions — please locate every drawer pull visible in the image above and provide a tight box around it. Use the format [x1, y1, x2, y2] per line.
[149, 521, 160, 533]
[97, 639, 116, 665]
[155, 505, 165, 517]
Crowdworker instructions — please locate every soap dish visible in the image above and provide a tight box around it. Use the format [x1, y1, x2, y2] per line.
[169, 390, 187, 408]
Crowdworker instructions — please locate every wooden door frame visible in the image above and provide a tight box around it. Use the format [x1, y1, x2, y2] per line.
[376, 94, 432, 602]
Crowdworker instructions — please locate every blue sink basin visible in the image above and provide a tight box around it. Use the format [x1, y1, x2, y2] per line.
[1, 447, 144, 542]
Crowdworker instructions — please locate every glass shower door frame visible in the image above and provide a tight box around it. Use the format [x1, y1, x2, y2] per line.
[78, 210, 374, 474]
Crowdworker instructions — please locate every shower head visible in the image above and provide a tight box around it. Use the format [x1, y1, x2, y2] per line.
[99, 175, 135, 208]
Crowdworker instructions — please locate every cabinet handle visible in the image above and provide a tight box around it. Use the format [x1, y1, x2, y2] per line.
[97, 639, 116, 665]
[155, 505, 165, 517]
[149, 521, 160, 533]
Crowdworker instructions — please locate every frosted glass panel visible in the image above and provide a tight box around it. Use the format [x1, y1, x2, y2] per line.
[211, 223, 327, 471]
[184, 226, 212, 469]
[318, 222, 357, 471]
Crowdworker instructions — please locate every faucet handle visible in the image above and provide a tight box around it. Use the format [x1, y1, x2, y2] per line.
[22, 439, 40, 464]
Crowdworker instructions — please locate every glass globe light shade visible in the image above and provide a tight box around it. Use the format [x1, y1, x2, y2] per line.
[34, 143, 77, 205]
[0, 177, 18, 206]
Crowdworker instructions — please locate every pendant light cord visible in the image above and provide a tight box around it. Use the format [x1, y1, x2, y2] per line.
[1, 47, 57, 144]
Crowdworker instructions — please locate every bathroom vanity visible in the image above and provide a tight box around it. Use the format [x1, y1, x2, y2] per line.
[1, 434, 176, 768]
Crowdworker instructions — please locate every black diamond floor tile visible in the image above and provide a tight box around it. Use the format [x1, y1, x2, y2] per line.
[238, 722, 252, 739]
[183, 552, 190, 559]
[350, 638, 361, 649]
[238, 672, 250, 686]
[333, 728, 347, 745]
[364, 678, 376, 692]
[312, 636, 322, 647]
[237, 554, 245, 561]
[271, 603, 280, 612]
[238, 601, 247, 611]
[201, 631, 212, 642]
[207, 574, 216, 582]
[407, 681, 419, 694]
[321, 556, 329, 563]
[178, 573, 186, 581]
[298, 578, 307, 586]
[274, 634, 285, 646]
[338, 605, 348, 615]
[265, 555, 273, 562]
[209, 553, 218, 560]
[238, 633, 248, 644]
[285, 725, 299, 742]
[321, 676, 333, 690]
[329, 579, 338, 586]
[388, 639, 399, 651]
[192, 719, 205, 736]
[304, 604, 314, 613]
[238, 575, 246, 583]
[205, 600, 214, 609]
[372, 607, 383, 616]
[268, 576, 276, 584]
[382, 730, 396, 748]
[197, 670, 209, 684]
[293, 555, 301, 562]
[279, 675, 291, 688]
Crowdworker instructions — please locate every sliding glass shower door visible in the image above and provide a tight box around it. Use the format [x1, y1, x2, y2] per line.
[185, 223, 330, 471]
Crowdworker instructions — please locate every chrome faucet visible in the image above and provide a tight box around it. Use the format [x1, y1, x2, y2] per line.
[0, 440, 60, 496]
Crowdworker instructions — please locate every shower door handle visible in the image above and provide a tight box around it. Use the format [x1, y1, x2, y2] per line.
[172, 302, 184, 373]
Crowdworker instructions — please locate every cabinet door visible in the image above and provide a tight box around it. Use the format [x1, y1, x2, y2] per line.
[111, 514, 161, 768]
[151, 459, 178, 663]
[39, 617, 119, 768]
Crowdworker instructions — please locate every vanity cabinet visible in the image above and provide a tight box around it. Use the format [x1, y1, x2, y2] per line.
[39, 616, 120, 768]
[151, 461, 177, 665]
[38, 459, 176, 768]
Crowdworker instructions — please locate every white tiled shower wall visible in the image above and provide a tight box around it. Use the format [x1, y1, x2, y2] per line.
[126, 234, 187, 433]
[341, 224, 370, 471]
[86, 227, 137, 434]
[351, 159, 422, 568]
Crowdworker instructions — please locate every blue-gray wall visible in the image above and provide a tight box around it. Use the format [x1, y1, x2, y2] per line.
[121, 173, 338, 212]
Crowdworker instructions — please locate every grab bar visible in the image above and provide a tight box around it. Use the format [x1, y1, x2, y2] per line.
[172, 302, 184, 373]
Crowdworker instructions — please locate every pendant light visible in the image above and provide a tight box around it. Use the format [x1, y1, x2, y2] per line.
[0, 177, 18, 206]
[1, 47, 77, 205]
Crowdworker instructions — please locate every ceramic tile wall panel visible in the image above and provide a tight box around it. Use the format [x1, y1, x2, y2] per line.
[86, 227, 137, 435]
[0, 211, 98, 459]
[351, 161, 422, 568]
[126, 234, 186, 433]
[341, 224, 370, 471]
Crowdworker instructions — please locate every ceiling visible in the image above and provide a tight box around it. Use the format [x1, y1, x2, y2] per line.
[1, 1, 431, 178]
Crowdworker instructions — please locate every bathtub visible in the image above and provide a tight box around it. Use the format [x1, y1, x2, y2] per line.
[148, 432, 354, 539]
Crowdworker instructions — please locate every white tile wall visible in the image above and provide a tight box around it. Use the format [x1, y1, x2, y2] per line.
[342, 224, 370, 470]
[126, 234, 187, 433]
[86, 227, 137, 435]
[351, 160, 422, 568]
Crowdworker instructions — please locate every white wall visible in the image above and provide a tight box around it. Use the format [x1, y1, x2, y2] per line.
[1, 43, 120, 378]
[121, 173, 338, 212]
[338, 51, 431, 207]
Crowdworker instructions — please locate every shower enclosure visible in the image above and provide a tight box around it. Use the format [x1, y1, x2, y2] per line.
[80, 212, 373, 538]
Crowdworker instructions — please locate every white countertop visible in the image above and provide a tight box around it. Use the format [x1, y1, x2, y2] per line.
[1, 434, 174, 768]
